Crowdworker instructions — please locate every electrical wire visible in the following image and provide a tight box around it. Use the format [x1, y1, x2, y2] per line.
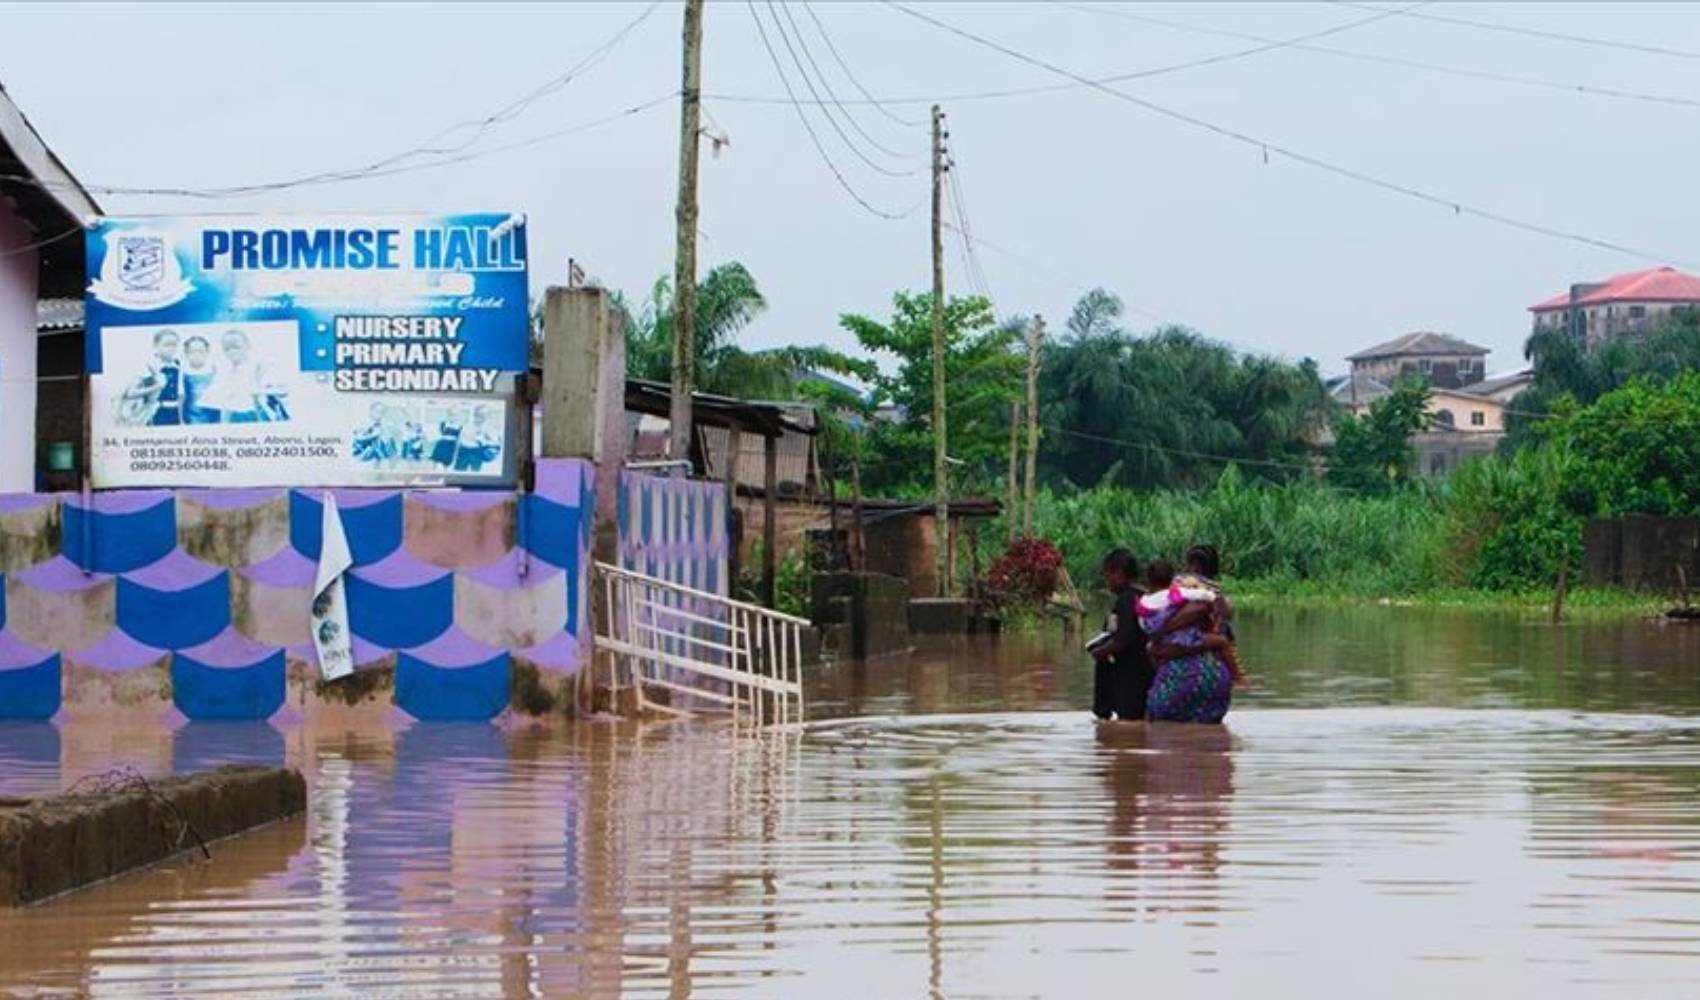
[745, 0, 921, 221]
[718, 3, 1700, 116]
[347, 0, 666, 175]
[0, 225, 81, 258]
[773, 1, 921, 163]
[0, 4, 662, 203]
[802, 3, 927, 128]
[762, 1, 919, 178]
[710, 1, 1421, 108]
[1056, 2, 1700, 113]
[941, 221, 1170, 326]
[1332, 1, 1700, 61]
[1, 93, 677, 200]
[885, 2, 1700, 272]
[945, 161, 993, 301]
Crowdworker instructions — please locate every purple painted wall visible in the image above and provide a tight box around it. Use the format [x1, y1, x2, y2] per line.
[0, 458, 594, 723]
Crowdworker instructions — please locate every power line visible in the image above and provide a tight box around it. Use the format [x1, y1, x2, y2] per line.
[744, 0, 920, 220]
[1056, 2, 1700, 113]
[2, 94, 677, 200]
[715, 4, 1700, 116]
[762, 0, 919, 178]
[941, 221, 1170, 326]
[351, 0, 666, 176]
[773, 1, 920, 164]
[1049, 424, 1321, 473]
[74, 3, 663, 200]
[0, 225, 80, 259]
[886, 2, 1700, 272]
[802, 3, 927, 128]
[714, 1, 1419, 109]
[944, 161, 992, 301]
[1333, 1, 1700, 61]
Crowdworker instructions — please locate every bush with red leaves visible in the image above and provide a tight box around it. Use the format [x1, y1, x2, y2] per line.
[982, 537, 1064, 610]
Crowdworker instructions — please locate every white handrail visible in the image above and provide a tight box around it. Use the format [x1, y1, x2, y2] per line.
[597, 562, 813, 627]
[593, 561, 806, 726]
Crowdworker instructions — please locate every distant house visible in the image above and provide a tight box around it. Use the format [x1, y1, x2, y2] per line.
[1346, 332, 1489, 391]
[1458, 369, 1534, 406]
[1331, 336, 1525, 477]
[1529, 266, 1700, 350]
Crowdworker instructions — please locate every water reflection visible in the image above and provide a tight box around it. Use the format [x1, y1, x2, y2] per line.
[1096, 723, 1235, 894]
[0, 609, 1699, 997]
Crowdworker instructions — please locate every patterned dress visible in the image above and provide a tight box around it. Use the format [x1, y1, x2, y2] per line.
[1138, 586, 1233, 724]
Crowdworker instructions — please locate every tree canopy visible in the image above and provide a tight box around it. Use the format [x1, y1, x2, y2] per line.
[1508, 307, 1700, 448]
[839, 291, 1024, 494]
[620, 262, 870, 399]
[1327, 380, 1432, 494]
[1036, 289, 1329, 492]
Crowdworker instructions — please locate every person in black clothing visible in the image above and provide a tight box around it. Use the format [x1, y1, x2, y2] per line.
[1090, 548, 1157, 721]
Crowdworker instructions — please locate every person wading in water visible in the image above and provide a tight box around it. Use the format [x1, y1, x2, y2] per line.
[1090, 549, 1156, 722]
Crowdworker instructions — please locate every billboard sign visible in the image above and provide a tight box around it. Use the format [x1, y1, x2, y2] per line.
[85, 213, 529, 488]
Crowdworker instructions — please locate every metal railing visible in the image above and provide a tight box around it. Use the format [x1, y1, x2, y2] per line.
[593, 562, 807, 726]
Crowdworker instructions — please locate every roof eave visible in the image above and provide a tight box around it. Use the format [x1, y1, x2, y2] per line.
[0, 83, 99, 229]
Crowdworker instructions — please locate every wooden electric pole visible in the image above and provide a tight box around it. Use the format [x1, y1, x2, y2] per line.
[1023, 314, 1043, 537]
[668, 0, 705, 467]
[931, 104, 950, 597]
[1006, 401, 1021, 543]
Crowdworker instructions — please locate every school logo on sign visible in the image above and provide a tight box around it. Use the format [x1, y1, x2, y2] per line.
[89, 230, 193, 309]
[118, 236, 164, 289]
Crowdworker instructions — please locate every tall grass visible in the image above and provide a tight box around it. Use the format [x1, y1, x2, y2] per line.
[1028, 469, 1451, 597]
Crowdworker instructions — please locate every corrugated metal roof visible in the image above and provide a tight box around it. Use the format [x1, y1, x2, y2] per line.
[1529, 267, 1700, 312]
[702, 423, 815, 494]
[36, 296, 82, 333]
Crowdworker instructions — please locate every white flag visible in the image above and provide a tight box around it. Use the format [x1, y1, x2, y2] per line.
[311, 493, 356, 682]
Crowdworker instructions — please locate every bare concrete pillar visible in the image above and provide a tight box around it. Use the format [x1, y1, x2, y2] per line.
[542, 286, 626, 567]
[542, 288, 626, 711]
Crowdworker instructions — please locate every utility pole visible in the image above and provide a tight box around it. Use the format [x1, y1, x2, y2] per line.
[1006, 401, 1021, 544]
[668, 0, 705, 468]
[931, 103, 950, 597]
[1023, 314, 1043, 537]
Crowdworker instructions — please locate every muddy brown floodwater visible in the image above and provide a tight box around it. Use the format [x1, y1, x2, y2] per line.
[2, 607, 1699, 998]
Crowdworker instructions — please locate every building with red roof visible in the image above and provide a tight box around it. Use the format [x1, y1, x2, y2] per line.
[1529, 266, 1700, 349]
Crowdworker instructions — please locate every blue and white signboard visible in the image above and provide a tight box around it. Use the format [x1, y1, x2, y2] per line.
[86, 213, 529, 488]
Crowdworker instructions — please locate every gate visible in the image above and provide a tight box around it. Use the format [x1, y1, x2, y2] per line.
[592, 562, 807, 726]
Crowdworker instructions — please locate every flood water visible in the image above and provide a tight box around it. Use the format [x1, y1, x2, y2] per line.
[3, 607, 1700, 998]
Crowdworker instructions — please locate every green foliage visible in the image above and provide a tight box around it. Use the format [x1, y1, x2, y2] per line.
[1327, 380, 1432, 494]
[1442, 448, 1583, 590]
[1032, 466, 1450, 597]
[736, 543, 812, 619]
[622, 262, 872, 399]
[1509, 306, 1700, 447]
[1027, 375, 1700, 597]
[1038, 289, 1329, 491]
[1541, 371, 1700, 518]
[840, 291, 1023, 493]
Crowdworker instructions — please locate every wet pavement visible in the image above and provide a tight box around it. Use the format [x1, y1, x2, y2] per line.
[2, 608, 1699, 998]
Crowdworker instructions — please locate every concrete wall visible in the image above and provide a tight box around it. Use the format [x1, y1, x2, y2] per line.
[0, 459, 595, 723]
[0, 203, 38, 494]
[1585, 516, 1700, 591]
[1353, 354, 1484, 391]
[1428, 391, 1505, 433]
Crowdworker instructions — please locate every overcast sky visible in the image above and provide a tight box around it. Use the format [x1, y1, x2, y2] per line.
[5, 1, 1700, 375]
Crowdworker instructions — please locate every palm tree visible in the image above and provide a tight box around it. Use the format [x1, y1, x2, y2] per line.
[622, 261, 869, 399]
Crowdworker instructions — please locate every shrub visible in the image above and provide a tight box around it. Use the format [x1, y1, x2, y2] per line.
[983, 537, 1065, 610]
